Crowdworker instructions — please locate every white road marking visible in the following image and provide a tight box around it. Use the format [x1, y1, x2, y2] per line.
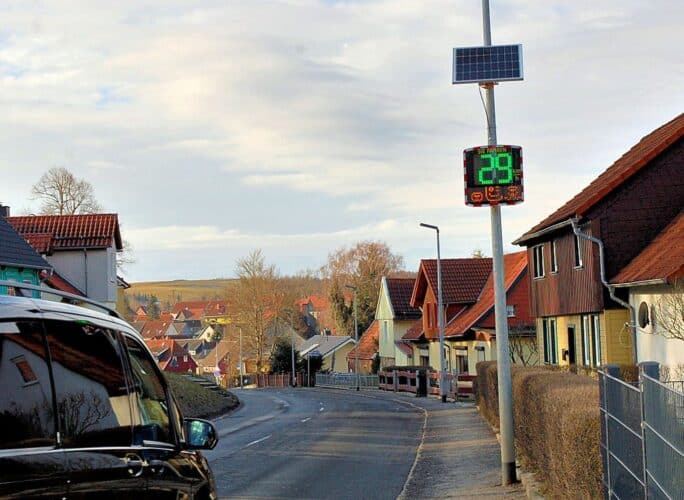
[319, 407, 325, 412]
[244, 434, 272, 448]
[301, 417, 311, 423]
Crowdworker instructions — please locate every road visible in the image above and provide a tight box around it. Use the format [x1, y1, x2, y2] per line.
[204, 388, 422, 500]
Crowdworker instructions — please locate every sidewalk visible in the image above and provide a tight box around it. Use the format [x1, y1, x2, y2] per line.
[383, 392, 525, 499]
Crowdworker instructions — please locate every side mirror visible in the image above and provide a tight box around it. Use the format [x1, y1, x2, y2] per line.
[184, 418, 218, 450]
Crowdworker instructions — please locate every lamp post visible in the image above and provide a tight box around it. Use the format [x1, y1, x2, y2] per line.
[239, 327, 243, 389]
[345, 284, 360, 391]
[420, 222, 447, 403]
[290, 316, 297, 388]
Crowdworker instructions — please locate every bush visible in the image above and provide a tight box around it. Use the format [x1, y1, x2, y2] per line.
[166, 372, 239, 419]
[475, 362, 602, 498]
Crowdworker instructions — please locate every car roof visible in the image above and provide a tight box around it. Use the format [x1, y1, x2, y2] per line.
[0, 294, 141, 339]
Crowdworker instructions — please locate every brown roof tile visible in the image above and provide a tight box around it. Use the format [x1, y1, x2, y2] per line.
[444, 251, 527, 338]
[347, 320, 379, 361]
[411, 258, 493, 306]
[7, 214, 123, 251]
[385, 278, 421, 319]
[402, 319, 425, 341]
[517, 113, 684, 242]
[611, 210, 684, 285]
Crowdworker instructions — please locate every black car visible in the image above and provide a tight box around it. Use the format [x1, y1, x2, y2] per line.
[0, 281, 219, 499]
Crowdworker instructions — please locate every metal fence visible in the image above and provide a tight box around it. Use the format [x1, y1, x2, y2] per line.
[316, 372, 379, 388]
[599, 363, 684, 499]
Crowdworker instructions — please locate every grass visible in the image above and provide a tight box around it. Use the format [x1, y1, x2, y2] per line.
[166, 372, 240, 419]
[126, 279, 239, 305]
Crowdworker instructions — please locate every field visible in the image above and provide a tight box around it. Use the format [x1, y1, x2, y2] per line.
[125, 279, 238, 305]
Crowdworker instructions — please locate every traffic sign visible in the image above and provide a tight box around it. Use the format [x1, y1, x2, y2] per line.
[464, 145, 523, 206]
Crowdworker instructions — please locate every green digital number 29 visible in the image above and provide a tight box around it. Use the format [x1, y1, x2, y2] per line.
[478, 152, 513, 185]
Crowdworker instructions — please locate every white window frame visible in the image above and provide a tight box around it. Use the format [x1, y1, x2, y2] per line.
[506, 305, 516, 317]
[533, 245, 545, 278]
[574, 235, 583, 268]
[581, 314, 601, 367]
[543, 318, 558, 364]
[550, 240, 558, 273]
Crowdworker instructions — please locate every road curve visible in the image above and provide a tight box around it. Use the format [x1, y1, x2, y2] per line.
[205, 388, 423, 500]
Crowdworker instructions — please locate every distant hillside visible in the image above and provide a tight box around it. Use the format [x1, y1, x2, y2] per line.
[126, 279, 238, 306]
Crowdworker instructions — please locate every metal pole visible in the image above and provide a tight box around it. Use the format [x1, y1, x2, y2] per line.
[482, 0, 516, 485]
[420, 223, 447, 403]
[354, 292, 359, 391]
[239, 327, 244, 389]
[290, 314, 296, 387]
[307, 354, 311, 387]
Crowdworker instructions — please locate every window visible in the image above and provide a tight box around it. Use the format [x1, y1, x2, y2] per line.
[542, 318, 558, 364]
[476, 346, 486, 363]
[124, 337, 172, 444]
[0, 320, 56, 449]
[574, 235, 583, 268]
[550, 240, 558, 273]
[638, 302, 650, 329]
[382, 321, 389, 343]
[581, 314, 601, 367]
[455, 347, 468, 374]
[506, 305, 516, 317]
[533, 245, 545, 278]
[45, 320, 132, 448]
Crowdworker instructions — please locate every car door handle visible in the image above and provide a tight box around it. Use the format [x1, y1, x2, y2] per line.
[125, 454, 144, 477]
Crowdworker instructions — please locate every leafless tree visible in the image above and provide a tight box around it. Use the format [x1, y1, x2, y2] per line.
[653, 278, 684, 341]
[508, 324, 539, 366]
[31, 167, 102, 215]
[471, 249, 487, 258]
[321, 241, 404, 337]
[232, 250, 284, 372]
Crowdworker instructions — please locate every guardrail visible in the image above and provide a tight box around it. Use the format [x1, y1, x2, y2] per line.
[316, 373, 379, 388]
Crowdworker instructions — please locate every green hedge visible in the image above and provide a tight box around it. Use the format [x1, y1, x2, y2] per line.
[476, 361, 602, 498]
[166, 372, 240, 419]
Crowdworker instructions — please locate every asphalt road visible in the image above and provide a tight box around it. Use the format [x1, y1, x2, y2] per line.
[204, 388, 423, 500]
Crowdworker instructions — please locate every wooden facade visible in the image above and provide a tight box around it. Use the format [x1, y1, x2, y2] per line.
[527, 226, 603, 318]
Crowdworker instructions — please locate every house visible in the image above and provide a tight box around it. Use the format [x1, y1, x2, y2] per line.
[296, 295, 333, 337]
[144, 339, 197, 373]
[0, 209, 52, 297]
[299, 334, 356, 373]
[134, 305, 148, 321]
[407, 257, 493, 371]
[347, 320, 379, 374]
[442, 251, 536, 372]
[194, 340, 240, 378]
[139, 320, 180, 340]
[7, 212, 123, 309]
[376, 277, 422, 368]
[609, 212, 684, 369]
[513, 113, 684, 368]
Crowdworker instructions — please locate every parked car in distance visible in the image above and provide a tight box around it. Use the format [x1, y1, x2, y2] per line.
[0, 281, 219, 499]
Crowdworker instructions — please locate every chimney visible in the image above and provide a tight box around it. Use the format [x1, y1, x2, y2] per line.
[0, 204, 9, 217]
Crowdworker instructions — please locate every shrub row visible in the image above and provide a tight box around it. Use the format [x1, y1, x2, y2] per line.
[476, 361, 602, 499]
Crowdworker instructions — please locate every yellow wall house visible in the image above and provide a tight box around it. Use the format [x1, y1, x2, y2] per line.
[376, 277, 422, 368]
[300, 334, 356, 373]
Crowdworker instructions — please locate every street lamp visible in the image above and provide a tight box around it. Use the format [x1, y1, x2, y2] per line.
[239, 327, 243, 389]
[420, 222, 448, 403]
[290, 315, 297, 388]
[345, 284, 360, 391]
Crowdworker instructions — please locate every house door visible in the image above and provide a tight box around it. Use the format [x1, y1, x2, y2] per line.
[566, 326, 576, 365]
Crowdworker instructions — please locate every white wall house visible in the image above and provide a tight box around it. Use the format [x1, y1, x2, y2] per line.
[7, 214, 123, 310]
[376, 277, 422, 368]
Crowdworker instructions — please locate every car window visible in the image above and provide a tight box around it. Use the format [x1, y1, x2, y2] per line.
[0, 320, 56, 450]
[43, 320, 133, 448]
[124, 337, 172, 445]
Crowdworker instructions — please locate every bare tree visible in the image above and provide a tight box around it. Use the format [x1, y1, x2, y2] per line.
[232, 250, 284, 372]
[653, 278, 684, 341]
[31, 167, 102, 215]
[321, 241, 404, 337]
[471, 249, 487, 258]
[508, 324, 539, 365]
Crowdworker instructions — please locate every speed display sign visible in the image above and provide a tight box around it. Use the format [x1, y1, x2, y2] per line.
[463, 145, 523, 206]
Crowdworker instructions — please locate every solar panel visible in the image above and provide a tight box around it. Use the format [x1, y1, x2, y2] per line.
[452, 44, 523, 84]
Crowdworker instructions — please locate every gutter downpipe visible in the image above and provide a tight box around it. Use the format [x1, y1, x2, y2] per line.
[570, 218, 638, 364]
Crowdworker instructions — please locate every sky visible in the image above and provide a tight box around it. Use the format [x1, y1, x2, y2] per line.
[1, 0, 682, 282]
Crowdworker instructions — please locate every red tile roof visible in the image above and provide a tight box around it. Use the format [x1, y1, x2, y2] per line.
[24, 233, 54, 253]
[394, 341, 414, 357]
[402, 319, 425, 341]
[140, 320, 174, 339]
[385, 278, 421, 319]
[171, 300, 228, 318]
[411, 258, 493, 307]
[517, 113, 684, 241]
[45, 271, 85, 296]
[7, 214, 123, 251]
[347, 320, 379, 361]
[144, 339, 197, 372]
[611, 211, 684, 285]
[444, 251, 528, 338]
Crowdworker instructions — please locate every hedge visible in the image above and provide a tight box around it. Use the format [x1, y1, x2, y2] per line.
[476, 361, 602, 498]
[166, 372, 240, 419]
